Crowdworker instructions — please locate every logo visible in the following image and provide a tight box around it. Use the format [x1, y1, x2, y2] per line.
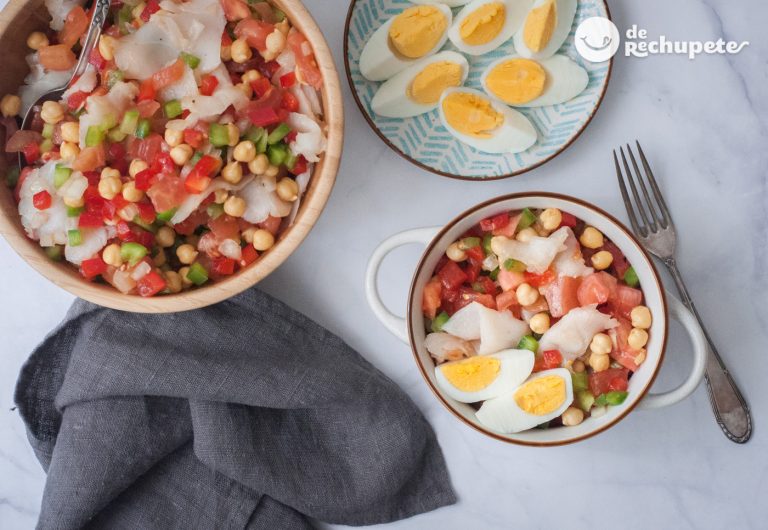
[575, 17, 621, 63]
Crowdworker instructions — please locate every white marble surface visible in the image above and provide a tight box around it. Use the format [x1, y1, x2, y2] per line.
[1, 0, 767, 528]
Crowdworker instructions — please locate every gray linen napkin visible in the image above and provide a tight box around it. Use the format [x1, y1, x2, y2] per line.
[14, 288, 456, 529]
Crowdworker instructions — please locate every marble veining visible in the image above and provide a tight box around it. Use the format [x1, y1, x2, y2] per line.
[1, 0, 766, 528]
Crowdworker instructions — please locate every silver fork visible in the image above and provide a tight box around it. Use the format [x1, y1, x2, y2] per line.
[614, 141, 752, 444]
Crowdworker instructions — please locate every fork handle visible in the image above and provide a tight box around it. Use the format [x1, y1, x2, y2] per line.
[664, 258, 752, 443]
[69, 0, 112, 84]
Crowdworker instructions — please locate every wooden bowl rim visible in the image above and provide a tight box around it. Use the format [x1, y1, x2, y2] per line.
[0, 0, 344, 313]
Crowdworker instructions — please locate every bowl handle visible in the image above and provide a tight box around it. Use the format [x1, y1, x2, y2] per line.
[637, 292, 707, 410]
[365, 228, 441, 344]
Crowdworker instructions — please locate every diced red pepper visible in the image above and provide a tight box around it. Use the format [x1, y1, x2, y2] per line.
[533, 349, 563, 372]
[479, 212, 511, 232]
[80, 257, 107, 280]
[212, 257, 236, 276]
[280, 91, 299, 112]
[240, 245, 258, 267]
[200, 74, 219, 96]
[183, 128, 205, 149]
[247, 106, 281, 127]
[32, 190, 51, 210]
[559, 212, 578, 229]
[185, 155, 219, 194]
[66, 90, 89, 111]
[141, 0, 161, 22]
[78, 211, 103, 228]
[290, 155, 308, 176]
[23, 142, 41, 164]
[134, 168, 155, 191]
[524, 269, 556, 288]
[136, 201, 156, 224]
[137, 270, 166, 297]
[279, 72, 297, 88]
[151, 58, 185, 91]
[150, 152, 175, 175]
[251, 77, 272, 98]
[437, 260, 468, 292]
[138, 79, 156, 102]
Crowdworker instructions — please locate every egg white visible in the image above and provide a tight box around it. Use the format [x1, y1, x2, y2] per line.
[481, 54, 588, 108]
[435, 349, 535, 403]
[513, 0, 577, 60]
[371, 51, 470, 118]
[438, 87, 537, 154]
[475, 368, 575, 433]
[359, 4, 453, 82]
[448, 0, 534, 56]
[412, 0, 473, 6]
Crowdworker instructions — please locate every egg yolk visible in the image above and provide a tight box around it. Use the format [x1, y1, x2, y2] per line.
[485, 59, 547, 105]
[440, 356, 501, 392]
[389, 6, 448, 59]
[442, 92, 504, 138]
[513, 376, 566, 416]
[523, 0, 558, 52]
[459, 2, 507, 46]
[408, 62, 464, 105]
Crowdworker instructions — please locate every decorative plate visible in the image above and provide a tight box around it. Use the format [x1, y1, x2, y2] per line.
[344, 0, 613, 180]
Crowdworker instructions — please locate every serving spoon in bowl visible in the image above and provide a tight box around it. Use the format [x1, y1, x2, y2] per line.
[18, 0, 112, 164]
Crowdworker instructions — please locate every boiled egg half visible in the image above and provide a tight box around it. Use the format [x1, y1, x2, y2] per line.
[476, 368, 574, 433]
[372, 51, 470, 118]
[448, 0, 534, 56]
[360, 4, 453, 81]
[435, 349, 535, 403]
[481, 55, 588, 107]
[513, 0, 577, 60]
[438, 87, 537, 153]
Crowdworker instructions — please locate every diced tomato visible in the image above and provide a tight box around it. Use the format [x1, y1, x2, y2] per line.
[280, 91, 299, 112]
[72, 145, 106, 172]
[80, 257, 107, 280]
[200, 74, 219, 96]
[287, 31, 323, 89]
[260, 60, 281, 78]
[534, 349, 563, 372]
[137, 79, 156, 102]
[493, 212, 520, 237]
[257, 215, 282, 235]
[137, 270, 166, 297]
[609, 318, 641, 371]
[150, 152, 175, 175]
[208, 214, 240, 241]
[211, 257, 237, 276]
[39, 44, 77, 71]
[23, 142, 40, 164]
[559, 212, 578, 228]
[88, 47, 106, 71]
[247, 106, 281, 127]
[577, 272, 618, 307]
[220, 0, 251, 21]
[422, 276, 442, 319]
[480, 212, 510, 232]
[541, 276, 582, 317]
[474, 276, 497, 296]
[498, 268, 525, 292]
[59, 6, 89, 48]
[185, 155, 219, 194]
[152, 58, 186, 90]
[134, 169, 154, 191]
[608, 285, 644, 320]
[127, 134, 163, 163]
[495, 290, 518, 313]
[137, 99, 161, 118]
[524, 269, 556, 288]
[137, 202, 157, 224]
[603, 240, 630, 279]
[172, 209, 207, 236]
[141, 0, 161, 22]
[183, 128, 205, 148]
[78, 211, 103, 228]
[32, 190, 51, 210]
[280, 72, 297, 89]
[589, 368, 629, 396]
[240, 244, 258, 267]
[251, 77, 272, 98]
[437, 260, 467, 292]
[103, 195, 129, 221]
[66, 90, 89, 111]
[235, 18, 275, 51]
[290, 155, 308, 176]
[453, 287, 496, 312]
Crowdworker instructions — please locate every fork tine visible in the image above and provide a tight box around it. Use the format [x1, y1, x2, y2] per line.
[626, 144, 659, 231]
[620, 146, 653, 233]
[613, 150, 643, 236]
[636, 141, 673, 228]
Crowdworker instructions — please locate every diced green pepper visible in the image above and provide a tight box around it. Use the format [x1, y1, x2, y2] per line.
[503, 258, 526, 272]
[190, 152, 203, 166]
[284, 152, 297, 171]
[135, 119, 151, 139]
[85, 125, 104, 147]
[535, 421, 550, 430]
[458, 236, 481, 250]
[164, 99, 183, 119]
[120, 242, 148, 266]
[5, 166, 20, 188]
[107, 70, 124, 89]
[108, 128, 127, 143]
[518, 208, 537, 230]
[120, 109, 140, 135]
[67, 229, 83, 247]
[209, 123, 230, 147]
[267, 143, 289, 166]
[45, 245, 63, 262]
[245, 126, 265, 144]
[42, 123, 54, 139]
[66, 205, 84, 217]
[489, 267, 500, 281]
[179, 52, 201, 69]
[206, 202, 224, 219]
[54, 165, 72, 188]
[431, 312, 450, 333]
[132, 215, 157, 233]
[517, 335, 539, 353]
[267, 123, 291, 145]
[40, 139, 53, 153]
[186, 262, 209, 286]
[102, 113, 118, 131]
[272, 8, 286, 21]
[575, 390, 595, 412]
[156, 208, 177, 223]
[623, 266, 640, 287]
[256, 130, 269, 153]
[595, 391, 629, 407]
[571, 371, 589, 393]
[116, 4, 132, 34]
[482, 233, 493, 255]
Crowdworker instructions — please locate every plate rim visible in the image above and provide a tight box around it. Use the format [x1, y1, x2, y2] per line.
[343, 0, 614, 181]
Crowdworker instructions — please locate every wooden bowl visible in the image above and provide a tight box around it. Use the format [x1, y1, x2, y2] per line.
[0, 0, 344, 313]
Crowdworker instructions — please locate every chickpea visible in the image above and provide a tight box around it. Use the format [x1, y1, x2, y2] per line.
[236, 82, 253, 98]
[231, 38, 252, 63]
[165, 271, 183, 293]
[252, 229, 275, 251]
[129, 159, 149, 178]
[225, 123, 240, 147]
[628, 328, 649, 350]
[60, 141, 80, 160]
[572, 359, 586, 373]
[170, 144, 193, 166]
[40, 101, 64, 124]
[153, 249, 167, 267]
[233, 140, 257, 163]
[248, 153, 269, 175]
[164, 127, 184, 147]
[276, 177, 299, 202]
[516, 283, 539, 307]
[178, 266, 193, 287]
[156, 226, 176, 248]
[60, 121, 80, 144]
[539, 208, 562, 231]
[176, 244, 198, 265]
[515, 227, 538, 242]
[1, 94, 21, 118]
[590, 332, 612, 356]
[529, 312, 550, 334]
[98, 35, 116, 61]
[63, 196, 84, 208]
[214, 189, 229, 204]
[561, 406, 584, 427]
[26, 31, 49, 51]
[118, 203, 139, 222]
[122, 181, 144, 202]
[98, 176, 123, 200]
[630, 305, 652, 329]
[264, 29, 286, 59]
[589, 352, 610, 372]
[242, 227, 257, 244]
[264, 164, 280, 178]
[101, 167, 121, 180]
[591, 250, 614, 271]
[634, 349, 647, 366]
[221, 43, 232, 62]
[241, 70, 261, 85]
[223, 196, 246, 217]
[579, 226, 604, 249]
[446, 242, 466, 262]
[102, 243, 123, 267]
[221, 161, 243, 184]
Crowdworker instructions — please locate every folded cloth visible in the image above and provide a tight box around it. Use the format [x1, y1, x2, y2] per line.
[15, 288, 456, 529]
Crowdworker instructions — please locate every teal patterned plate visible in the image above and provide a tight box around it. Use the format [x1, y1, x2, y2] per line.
[344, 0, 613, 180]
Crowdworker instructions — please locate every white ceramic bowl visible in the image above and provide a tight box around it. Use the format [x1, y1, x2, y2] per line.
[366, 193, 707, 446]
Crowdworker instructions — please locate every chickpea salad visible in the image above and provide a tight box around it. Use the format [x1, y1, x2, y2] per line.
[1, 0, 327, 297]
[422, 207, 653, 434]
